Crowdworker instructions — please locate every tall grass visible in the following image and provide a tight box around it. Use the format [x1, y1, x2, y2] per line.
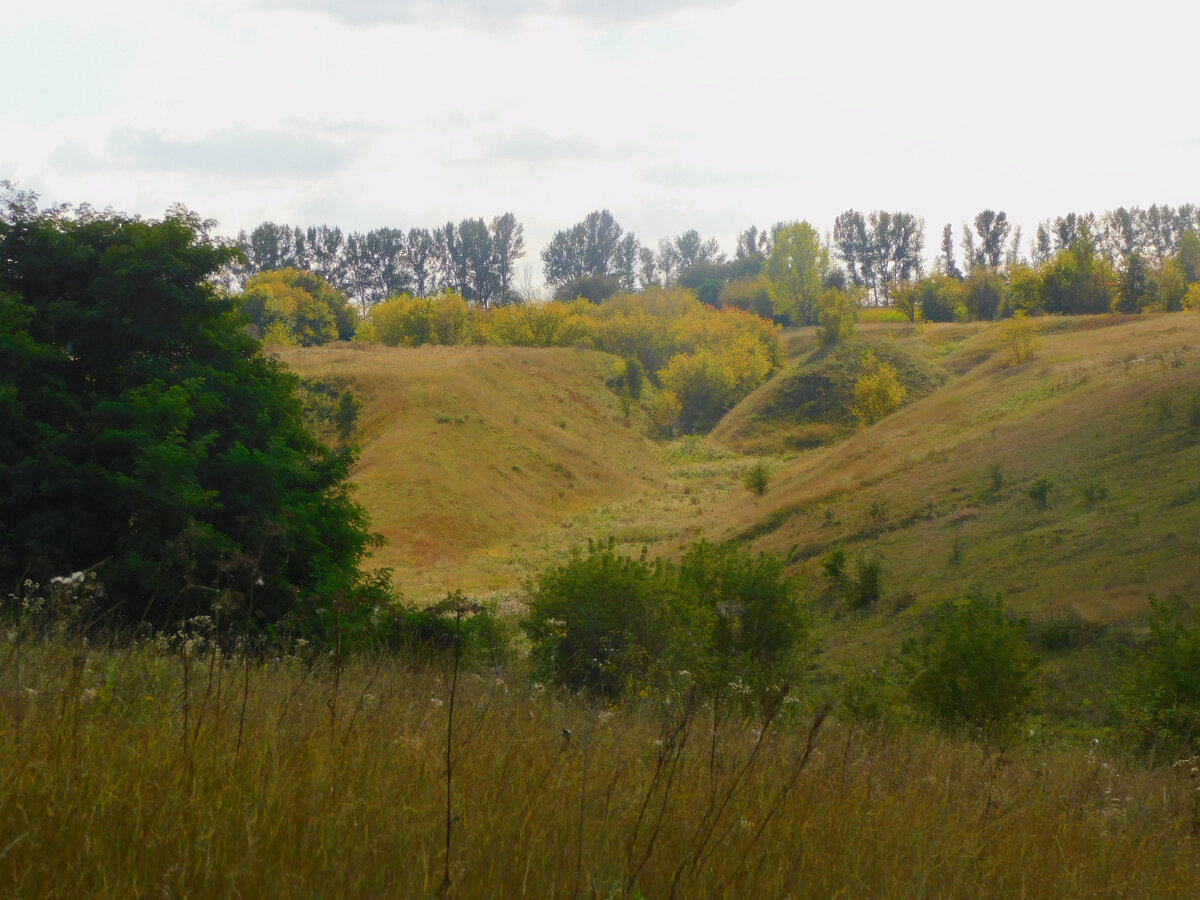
[3, 635, 1200, 898]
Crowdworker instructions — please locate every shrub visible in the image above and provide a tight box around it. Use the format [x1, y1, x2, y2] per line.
[901, 588, 1039, 742]
[816, 289, 857, 345]
[521, 541, 700, 697]
[239, 268, 354, 346]
[1029, 475, 1053, 509]
[677, 540, 807, 692]
[0, 203, 381, 631]
[849, 557, 884, 610]
[1000, 311, 1041, 365]
[1114, 595, 1200, 758]
[820, 547, 847, 589]
[741, 460, 771, 497]
[520, 540, 806, 699]
[852, 352, 905, 426]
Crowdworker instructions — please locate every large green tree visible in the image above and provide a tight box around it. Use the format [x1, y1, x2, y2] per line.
[765, 221, 828, 325]
[0, 198, 380, 630]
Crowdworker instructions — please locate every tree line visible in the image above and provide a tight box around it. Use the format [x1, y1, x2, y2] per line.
[230, 213, 527, 312]
[229, 203, 1198, 321]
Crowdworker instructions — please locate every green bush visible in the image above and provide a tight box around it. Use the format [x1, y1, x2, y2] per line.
[0, 202, 380, 631]
[850, 557, 884, 610]
[900, 588, 1039, 743]
[677, 540, 807, 692]
[520, 539, 806, 699]
[521, 541, 700, 697]
[820, 547, 847, 589]
[741, 460, 771, 497]
[1114, 596, 1200, 758]
[1028, 475, 1054, 509]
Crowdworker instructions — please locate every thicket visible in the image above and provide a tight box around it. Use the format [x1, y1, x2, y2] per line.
[239, 268, 356, 345]
[521, 540, 806, 699]
[0, 198, 382, 633]
[901, 589, 1039, 744]
[1114, 596, 1200, 758]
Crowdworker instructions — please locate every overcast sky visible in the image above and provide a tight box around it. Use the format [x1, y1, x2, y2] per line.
[5, 0, 1197, 281]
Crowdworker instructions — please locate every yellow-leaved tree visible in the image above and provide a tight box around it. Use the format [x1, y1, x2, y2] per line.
[853, 352, 905, 426]
[1000, 310, 1041, 365]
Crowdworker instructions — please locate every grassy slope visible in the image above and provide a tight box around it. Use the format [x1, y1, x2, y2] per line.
[701, 314, 1200, 700]
[277, 344, 666, 601]
[279, 316, 1200, 692]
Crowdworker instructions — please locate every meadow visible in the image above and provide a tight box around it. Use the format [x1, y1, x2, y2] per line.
[4, 635, 1200, 898]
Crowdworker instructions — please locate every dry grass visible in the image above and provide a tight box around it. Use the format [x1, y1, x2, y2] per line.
[711, 314, 1200, 631]
[277, 344, 666, 602]
[278, 316, 1200, 720]
[4, 637, 1200, 898]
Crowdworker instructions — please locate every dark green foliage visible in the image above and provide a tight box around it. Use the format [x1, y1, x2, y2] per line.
[1028, 475, 1054, 509]
[960, 267, 1006, 321]
[821, 547, 847, 588]
[522, 540, 696, 696]
[334, 391, 363, 441]
[916, 276, 958, 322]
[0, 202, 381, 631]
[901, 588, 1039, 742]
[1114, 596, 1200, 757]
[606, 356, 646, 403]
[741, 460, 770, 497]
[553, 273, 624, 304]
[849, 557, 884, 610]
[521, 539, 805, 698]
[677, 540, 807, 691]
[1026, 611, 1107, 654]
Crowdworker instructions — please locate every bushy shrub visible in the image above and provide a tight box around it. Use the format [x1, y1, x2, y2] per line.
[1029, 475, 1054, 509]
[820, 547, 847, 589]
[901, 588, 1039, 742]
[1114, 596, 1200, 758]
[239, 268, 355, 346]
[1000, 311, 1041, 365]
[521, 539, 806, 698]
[521, 541, 700, 696]
[741, 460, 771, 497]
[677, 540, 807, 692]
[849, 557, 884, 610]
[852, 352, 906, 426]
[0, 204, 380, 630]
[816, 288, 858, 345]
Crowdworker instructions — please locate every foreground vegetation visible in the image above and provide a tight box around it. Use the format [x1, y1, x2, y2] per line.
[6, 633, 1200, 898]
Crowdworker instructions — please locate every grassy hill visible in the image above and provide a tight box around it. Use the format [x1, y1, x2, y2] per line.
[694, 314, 1200, 717]
[712, 328, 950, 453]
[708, 315, 1200, 616]
[278, 344, 666, 600]
[8, 314, 1200, 897]
[279, 315, 1200, 705]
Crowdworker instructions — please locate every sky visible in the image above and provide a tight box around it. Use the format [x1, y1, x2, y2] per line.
[4, 0, 1197, 284]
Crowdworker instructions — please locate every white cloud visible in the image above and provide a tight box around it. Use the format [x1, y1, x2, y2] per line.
[49, 125, 360, 180]
[253, 0, 738, 27]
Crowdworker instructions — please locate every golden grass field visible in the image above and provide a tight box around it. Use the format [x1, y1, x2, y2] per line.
[5, 637, 1200, 898]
